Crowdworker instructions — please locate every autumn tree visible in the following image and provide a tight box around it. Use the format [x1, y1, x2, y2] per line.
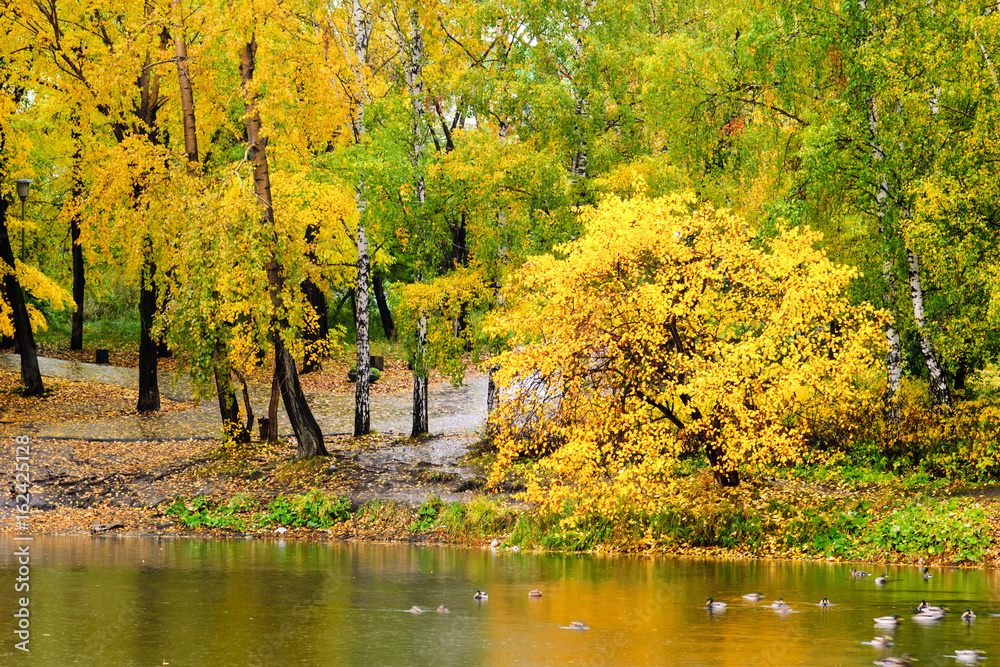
[488, 189, 879, 509]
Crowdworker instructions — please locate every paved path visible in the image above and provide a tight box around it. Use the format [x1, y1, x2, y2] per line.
[0, 353, 488, 444]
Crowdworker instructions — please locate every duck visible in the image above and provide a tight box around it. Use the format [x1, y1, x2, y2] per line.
[560, 620, 590, 630]
[819, 597, 832, 607]
[870, 635, 894, 647]
[474, 590, 488, 600]
[954, 649, 985, 664]
[922, 566, 932, 580]
[874, 655, 915, 667]
[742, 592, 765, 601]
[875, 573, 888, 585]
[705, 597, 727, 610]
[437, 605, 449, 613]
[770, 598, 790, 609]
[851, 567, 872, 578]
[407, 606, 424, 614]
[961, 608, 976, 621]
[916, 600, 944, 614]
[874, 615, 902, 627]
[913, 610, 944, 622]
[528, 589, 543, 598]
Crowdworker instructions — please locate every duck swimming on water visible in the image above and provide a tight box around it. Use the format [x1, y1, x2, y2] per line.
[474, 590, 488, 600]
[705, 597, 727, 610]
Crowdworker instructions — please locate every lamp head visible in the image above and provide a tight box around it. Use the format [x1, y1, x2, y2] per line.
[14, 179, 32, 203]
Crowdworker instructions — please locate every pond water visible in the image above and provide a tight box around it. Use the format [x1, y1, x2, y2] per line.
[1, 536, 998, 666]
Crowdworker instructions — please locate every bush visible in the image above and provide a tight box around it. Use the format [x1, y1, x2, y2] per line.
[868, 497, 991, 562]
[261, 490, 351, 528]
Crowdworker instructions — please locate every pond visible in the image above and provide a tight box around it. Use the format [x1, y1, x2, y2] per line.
[1, 536, 999, 665]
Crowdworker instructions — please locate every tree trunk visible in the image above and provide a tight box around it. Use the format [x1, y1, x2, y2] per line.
[906, 249, 952, 412]
[399, 8, 431, 436]
[70, 123, 85, 351]
[173, 0, 199, 166]
[241, 34, 326, 457]
[411, 313, 429, 437]
[372, 272, 396, 341]
[137, 252, 161, 412]
[301, 276, 328, 373]
[0, 198, 43, 396]
[354, 218, 371, 436]
[131, 32, 167, 413]
[866, 96, 903, 429]
[267, 366, 280, 442]
[174, 0, 244, 436]
[351, 0, 372, 437]
[214, 342, 248, 443]
[275, 334, 325, 458]
[486, 363, 499, 437]
[570, 0, 596, 189]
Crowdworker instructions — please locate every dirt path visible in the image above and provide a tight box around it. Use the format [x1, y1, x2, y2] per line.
[1, 355, 492, 536]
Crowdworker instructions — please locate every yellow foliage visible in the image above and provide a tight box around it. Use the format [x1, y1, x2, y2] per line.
[487, 189, 882, 517]
[0, 259, 72, 337]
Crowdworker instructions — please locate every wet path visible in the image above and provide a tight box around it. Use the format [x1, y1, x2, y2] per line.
[0, 353, 487, 445]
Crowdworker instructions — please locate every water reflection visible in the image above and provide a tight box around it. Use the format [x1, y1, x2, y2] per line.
[1, 536, 998, 666]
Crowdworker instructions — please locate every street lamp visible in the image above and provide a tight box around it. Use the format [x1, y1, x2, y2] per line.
[13, 179, 31, 262]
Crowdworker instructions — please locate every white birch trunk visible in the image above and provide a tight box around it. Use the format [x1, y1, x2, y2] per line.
[906, 249, 952, 411]
[570, 0, 595, 183]
[398, 8, 430, 436]
[899, 88, 953, 413]
[866, 96, 903, 426]
[352, 0, 371, 436]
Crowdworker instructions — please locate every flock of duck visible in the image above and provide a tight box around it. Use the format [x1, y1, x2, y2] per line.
[405, 588, 585, 624]
[704, 566, 987, 666]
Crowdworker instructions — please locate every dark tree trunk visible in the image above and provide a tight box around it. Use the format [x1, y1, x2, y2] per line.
[706, 440, 740, 487]
[137, 253, 161, 412]
[275, 335, 326, 458]
[301, 277, 328, 373]
[954, 355, 967, 394]
[267, 366, 280, 442]
[214, 343, 249, 443]
[302, 217, 328, 373]
[70, 126, 85, 351]
[241, 34, 325, 457]
[0, 199, 43, 396]
[157, 336, 171, 358]
[372, 272, 396, 341]
[486, 363, 499, 437]
[411, 313, 429, 437]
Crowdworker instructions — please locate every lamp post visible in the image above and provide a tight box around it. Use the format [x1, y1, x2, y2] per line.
[14, 179, 32, 262]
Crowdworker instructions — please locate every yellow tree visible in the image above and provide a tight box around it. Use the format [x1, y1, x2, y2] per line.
[488, 185, 880, 516]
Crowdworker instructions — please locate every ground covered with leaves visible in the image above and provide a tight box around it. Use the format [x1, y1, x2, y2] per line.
[0, 370, 193, 426]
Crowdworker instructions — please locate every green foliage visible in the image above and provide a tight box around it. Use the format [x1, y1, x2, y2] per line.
[412, 496, 445, 532]
[782, 500, 870, 557]
[165, 494, 259, 531]
[260, 490, 351, 529]
[165, 491, 350, 531]
[869, 498, 992, 563]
